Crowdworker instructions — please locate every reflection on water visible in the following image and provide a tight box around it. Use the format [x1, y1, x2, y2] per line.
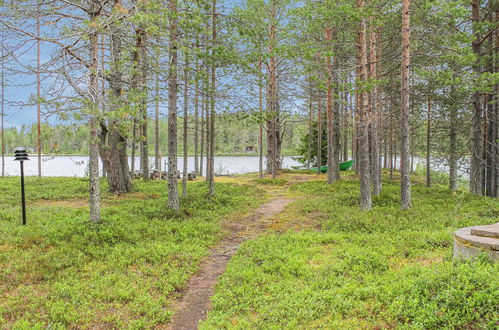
[1, 155, 303, 177]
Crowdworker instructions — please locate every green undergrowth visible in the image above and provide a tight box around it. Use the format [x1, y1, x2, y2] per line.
[252, 178, 288, 186]
[0, 177, 265, 329]
[203, 176, 499, 329]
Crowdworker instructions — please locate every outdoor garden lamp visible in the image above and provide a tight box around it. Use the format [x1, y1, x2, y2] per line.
[14, 147, 29, 225]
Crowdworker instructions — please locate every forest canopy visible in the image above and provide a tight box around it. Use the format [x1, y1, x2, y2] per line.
[0, 0, 497, 218]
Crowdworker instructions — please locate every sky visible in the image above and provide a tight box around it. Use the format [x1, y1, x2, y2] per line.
[1, 0, 246, 129]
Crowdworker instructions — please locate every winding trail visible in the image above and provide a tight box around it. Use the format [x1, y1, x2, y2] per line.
[167, 196, 294, 330]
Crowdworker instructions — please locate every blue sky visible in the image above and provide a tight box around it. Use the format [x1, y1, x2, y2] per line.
[1, 0, 247, 129]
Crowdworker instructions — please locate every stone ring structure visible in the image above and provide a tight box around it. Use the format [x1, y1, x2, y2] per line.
[453, 223, 499, 262]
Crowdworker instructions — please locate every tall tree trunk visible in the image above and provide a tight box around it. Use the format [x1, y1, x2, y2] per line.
[131, 121, 136, 174]
[389, 99, 394, 179]
[99, 126, 132, 195]
[394, 127, 398, 170]
[98, 13, 132, 195]
[307, 80, 313, 169]
[449, 91, 457, 191]
[200, 62, 205, 177]
[263, 0, 284, 179]
[194, 53, 200, 176]
[410, 122, 414, 174]
[325, 25, 335, 184]
[470, 0, 484, 195]
[400, 0, 411, 209]
[485, 93, 497, 197]
[88, 7, 101, 223]
[138, 28, 149, 181]
[182, 53, 189, 197]
[426, 95, 432, 187]
[167, 0, 180, 210]
[333, 78, 341, 179]
[267, 8, 278, 179]
[259, 57, 264, 177]
[342, 81, 349, 162]
[492, 8, 499, 197]
[37, 1, 41, 177]
[208, 0, 217, 195]
[317, 87, 323, 173]
[370, 21, 381, 195]
[205, 19, 211, 180]
[101, 35, 106, 179]
[1, 22, 4, 177]
[383, 134, 388, 169]
[357, 0, 372, 210]
[154, 43, 161, 171]
[350, 76, 356, 163]
[485, 9, 498, 197]
[275, 94, 282, 172]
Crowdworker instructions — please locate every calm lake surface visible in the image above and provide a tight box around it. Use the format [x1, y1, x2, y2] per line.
[1, 155, 468, 179]
[1, 155, 303, 177]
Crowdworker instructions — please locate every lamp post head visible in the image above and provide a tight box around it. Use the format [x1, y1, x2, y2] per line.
[14, 147, 29, 161]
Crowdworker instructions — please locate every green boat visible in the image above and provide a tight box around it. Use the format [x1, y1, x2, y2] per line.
[311, 160, 354, 173]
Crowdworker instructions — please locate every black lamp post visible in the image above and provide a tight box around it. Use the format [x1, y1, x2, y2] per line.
[14, 147, 29, 225]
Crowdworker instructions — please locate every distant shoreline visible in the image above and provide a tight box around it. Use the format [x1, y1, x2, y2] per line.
[25, 154, 303, 158]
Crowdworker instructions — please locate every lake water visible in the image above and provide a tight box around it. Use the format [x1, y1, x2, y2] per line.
[0, 155, 303, 177]
[1, 155, 468, 179]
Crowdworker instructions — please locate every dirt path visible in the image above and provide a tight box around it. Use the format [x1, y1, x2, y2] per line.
[167, 197, 294, 330]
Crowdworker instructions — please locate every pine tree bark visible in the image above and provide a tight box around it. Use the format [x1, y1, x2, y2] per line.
[0, 23, 3, 177]
[449, 91, 457, 191]
[342, 80, 349, 163]
[307, 80, 313, 169]
[389, 97, 394, 179]
[88, 5, 101, 222]
[131, 121, 136, 173]
[101, 36, 107, 179]
[194, 54, 200, 176]
[325, 25, 335, 184]
[400, 0, 412, 209]
[182, 53, 189, 197]
[37, 1, 41, 177]
[485, 9, 498, 197]
[154, 44, 161, 171]
[357, 0, 372, 210]
[369, 21, 381, 195]
[137, 28, 149, 181]
[426, 95, 432, 187]
[200, 63, 205, 177]
[350, 76, 356, 163]
[333, 78, 341, 179]
[208, 0, 217, 195]
[205, 19, 211, 180]
[317, 86, 323, 173]
[259, 57, 264, 178]
[167, 0, 180, 210]
[470, 0, 484, 195]
[267, 9, 278, 179]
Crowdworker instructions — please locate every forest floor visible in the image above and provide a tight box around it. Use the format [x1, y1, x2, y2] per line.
[201, 171, 499, 329]
[168, 174, 316, 329]
[0, 171, 497, 329]
[0, 176, 269, 328]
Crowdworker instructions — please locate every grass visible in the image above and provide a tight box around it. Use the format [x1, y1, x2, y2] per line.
[202, 173, 499, 329]
[252, 178, 289, 186]
[0, 176, 265, 328]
